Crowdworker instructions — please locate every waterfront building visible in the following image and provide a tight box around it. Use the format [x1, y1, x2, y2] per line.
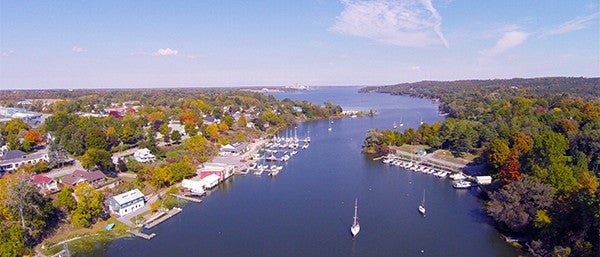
[200, 174, 220, 189]
[219, 142, 247, 156]
[181, 179, 206, 194]
[198, 162, 234, 181]
[108, 189, 146, 216]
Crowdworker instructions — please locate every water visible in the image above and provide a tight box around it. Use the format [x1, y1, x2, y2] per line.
[96, 87, 521, 257]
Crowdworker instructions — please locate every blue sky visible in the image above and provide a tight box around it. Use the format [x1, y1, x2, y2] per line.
[1, 0, 599, 89]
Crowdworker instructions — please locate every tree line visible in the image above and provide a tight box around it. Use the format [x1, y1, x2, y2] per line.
[361, 77, 599, 256]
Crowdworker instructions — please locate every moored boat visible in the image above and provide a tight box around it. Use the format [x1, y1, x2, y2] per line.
[351, 198, 360, 237]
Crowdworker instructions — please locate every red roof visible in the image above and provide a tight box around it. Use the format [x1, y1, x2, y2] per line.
[32, 174, 53, 184]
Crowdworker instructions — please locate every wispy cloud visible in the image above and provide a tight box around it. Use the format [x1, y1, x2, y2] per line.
[331, 0, 449, 48]
[72, 46, 87, 53]
[153, 48, 178, 56]
[481, 30, 529, 56]
[186, 55, 197, 59]
[1, 50, 15, 57]
[411, 65, 421, 71]
[542, 12, 599, 36]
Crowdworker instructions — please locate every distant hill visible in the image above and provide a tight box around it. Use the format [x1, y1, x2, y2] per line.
[360, 77, 600, 100]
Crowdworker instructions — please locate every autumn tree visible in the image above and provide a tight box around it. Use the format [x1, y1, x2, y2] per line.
[54, 187, 76, 212]
[205, 123, 219, 141]
[80, 148, 114, 171]
[85, 127, 107, 150]
[184, 135, 214, 165]
[488, 139, 511, 169]
[72, 182, 104, 228]
[171, 130, 182, 143]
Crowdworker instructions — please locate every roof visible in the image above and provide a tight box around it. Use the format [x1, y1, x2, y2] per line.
[32, 174, 53, 184]
[111, 189, 144, 205]
[61, 170, 106, 185]
[202, 174, 220, 183]
[2, 150, 26, 160]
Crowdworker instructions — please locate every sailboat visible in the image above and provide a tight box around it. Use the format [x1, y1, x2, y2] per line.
[328, 119, 332, 131]
[393, 121, 397, 129]
[399, 116, 404, 127]
[351, 198, 360, 237]
[418, 190, 426, 215]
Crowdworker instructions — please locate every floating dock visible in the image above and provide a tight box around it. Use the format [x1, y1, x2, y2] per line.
[128, 230, 156, 240]
[170, 194, 203, 203]
[144, 207, 183, 229]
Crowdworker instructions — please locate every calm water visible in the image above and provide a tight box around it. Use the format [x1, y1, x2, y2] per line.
[95, 87, 520, 257]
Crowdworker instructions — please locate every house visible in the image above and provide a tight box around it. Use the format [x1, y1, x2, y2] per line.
[31, 174, 59, 192]
[198, 162, 234, 182]
[133, 148, 155, 163]
[292, 106, 303, 113]
[60, 170, 106, 187]
[0, 150, 49, 173]
[108, 189, 145, 216]
[219, 142, 247, 156]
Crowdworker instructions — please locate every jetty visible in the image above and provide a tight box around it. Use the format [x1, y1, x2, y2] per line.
[170, 194, 203, 203]
[144, 207, 183, 229]
[127, 230, 156, 240]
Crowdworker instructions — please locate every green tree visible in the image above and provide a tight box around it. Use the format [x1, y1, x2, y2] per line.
[488, 139, 511, 169]
[85, 127, 107, 150]
[80, 148, 114, 171]
[184, 135, 213, 165]
[171, 130, 182, 143]
[237, 115, 247, 128]
[54, 187, 76, 212]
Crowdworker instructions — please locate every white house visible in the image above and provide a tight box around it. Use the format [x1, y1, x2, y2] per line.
[133, 148, 155, 163]
[108, 189, 146, 216]
[0, 150, 49, 173]
[475, 176, 493, 185]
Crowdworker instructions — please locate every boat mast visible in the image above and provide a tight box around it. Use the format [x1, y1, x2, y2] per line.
[353, 198, 358, 224]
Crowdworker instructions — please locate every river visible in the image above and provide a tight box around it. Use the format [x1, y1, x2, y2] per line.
[92, 87, 521, 256]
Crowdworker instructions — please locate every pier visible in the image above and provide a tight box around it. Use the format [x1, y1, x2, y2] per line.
[170, 194, 203, 203]
[144, 207, 183, 229]
[128, 230, 156, 240]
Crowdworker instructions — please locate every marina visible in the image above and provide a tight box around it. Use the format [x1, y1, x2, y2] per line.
[99, 87, 522, 257]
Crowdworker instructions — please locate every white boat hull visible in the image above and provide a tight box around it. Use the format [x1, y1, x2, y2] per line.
[351, 224, 360, 237]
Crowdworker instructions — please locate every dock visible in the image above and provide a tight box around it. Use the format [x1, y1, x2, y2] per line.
[144, 207, 183, 229]
[128, 230, 156, 240]
[170, 194, 203, 203]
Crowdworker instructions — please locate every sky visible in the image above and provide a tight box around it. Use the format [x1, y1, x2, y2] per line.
[1, 0, 599, 89]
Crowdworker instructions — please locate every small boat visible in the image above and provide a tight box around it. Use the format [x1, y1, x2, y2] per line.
[418, 190, 426, 215]
[351, 198, 360, 237]
[453, 180, 472, 189]
[393, 121, 397, 129]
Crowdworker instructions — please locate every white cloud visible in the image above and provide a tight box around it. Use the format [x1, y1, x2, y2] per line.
[153, 48, 178, 56]
[187, 55, 197, 59]
[1, 50, 15, 57]
[542, 12, 599, 36]
[72, 46, 87, 53]
[331, 0, 449, 48]
[481, 30, 529, 56]
[411, 65, 421, 71]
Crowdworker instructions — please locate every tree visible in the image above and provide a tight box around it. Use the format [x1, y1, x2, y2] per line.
[488, 139, 511, 169]
[184, 135, 214, 165]
[237, 115, 247, 128]
[80, 148, 114, 171]
[499, 158, 523, 184]
[72, 182, 104, 228]
[169, 156, 196, 182]
[85, 127, 107, 150]
[485, 176, 555, 233]
[54, 187, 76, 212]
[23, 130, 43, 146]
[205, 123, 219, 141]
[171, 130, 182, 143]
[0, 175, 54, 246]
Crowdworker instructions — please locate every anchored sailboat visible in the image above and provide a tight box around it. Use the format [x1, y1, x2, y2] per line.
[418, 190, 426, 215]
[351, 198, 360, 237]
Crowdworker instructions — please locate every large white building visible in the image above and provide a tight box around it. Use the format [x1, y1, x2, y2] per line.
[133, 148, 156, 163]
[108, 189, 146, 216]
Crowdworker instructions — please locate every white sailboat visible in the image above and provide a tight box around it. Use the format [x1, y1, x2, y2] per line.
[399, 116, 404, 127]
[328, 119, 332, 131]
[393, 121, 397, 129]
[351, 198, 360, 237]
[418, 190, 426, 215]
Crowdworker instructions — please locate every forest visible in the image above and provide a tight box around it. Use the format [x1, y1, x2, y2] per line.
[0, 88, 342, 256]
[361, 77, 600, 257]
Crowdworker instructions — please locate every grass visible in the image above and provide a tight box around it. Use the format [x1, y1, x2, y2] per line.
[40, 216, 130, 256]
[431, 150, 476, 165]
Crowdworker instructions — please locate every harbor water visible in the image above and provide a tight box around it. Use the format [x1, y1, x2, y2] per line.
[94, 87, 521, 257]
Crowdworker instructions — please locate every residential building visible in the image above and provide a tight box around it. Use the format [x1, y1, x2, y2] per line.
[134, 148, 156, 163]
[60, 170, 106, 187]
[31, 174, 59, 192]
[0, 150, 49, 173]
[108, 189, 146, 216]
[219, 142, 247, 156]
